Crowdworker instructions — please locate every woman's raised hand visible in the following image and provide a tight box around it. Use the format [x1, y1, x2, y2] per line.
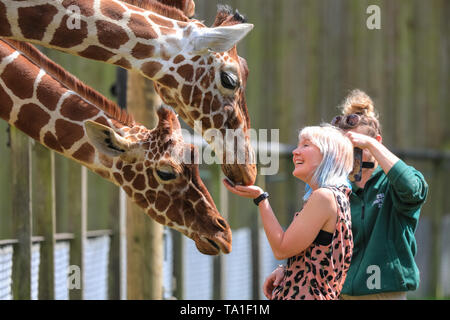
[222, 178, 264, 199]
[345, 131, 376, 149]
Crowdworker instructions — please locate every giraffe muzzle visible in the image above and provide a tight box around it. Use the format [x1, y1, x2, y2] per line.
[196, 234, 232, 255]
[221, 162, 257, 186]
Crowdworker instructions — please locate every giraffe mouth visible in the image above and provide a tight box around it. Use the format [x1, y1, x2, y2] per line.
[221, 162, 257, 186]
[195, 235, 232, 255]
[206, 239, 221, 252]
[222, 134, 257, 186]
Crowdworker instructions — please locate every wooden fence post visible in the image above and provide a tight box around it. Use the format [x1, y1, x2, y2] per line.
[0, 122, 13, 239]
[10, 128, 32, 299]
[430, 159, 444, 298]
[251, 173, 265, 299]
[67, 164, 87, 300]
[126, 71, 163, 300]
[108, 67, 128, 300]
[108, 170, 125, 300]
[32, 144, 56, 300]
[171, 229, 184, 299]
[212, 167, 228, 300]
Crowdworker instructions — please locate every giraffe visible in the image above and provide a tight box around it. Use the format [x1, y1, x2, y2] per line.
[153, 0, 195, 18]
[0, 0, 257, 186]
[0, 38, 232, 255]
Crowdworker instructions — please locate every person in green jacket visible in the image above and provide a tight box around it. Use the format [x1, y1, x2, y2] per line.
[263, 89, 428, 300]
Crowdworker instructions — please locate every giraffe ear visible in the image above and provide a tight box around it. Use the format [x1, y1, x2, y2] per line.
[192, 23, 254, 53]
[85, 120, 131, 158]
[157, 106, 182, 137]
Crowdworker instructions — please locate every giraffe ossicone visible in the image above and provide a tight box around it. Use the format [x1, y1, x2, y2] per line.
[0, 0, 257, 186]
[0, 38, 231, 255]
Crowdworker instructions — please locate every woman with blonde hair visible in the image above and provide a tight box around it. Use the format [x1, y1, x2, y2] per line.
[224, 125, 354, 300]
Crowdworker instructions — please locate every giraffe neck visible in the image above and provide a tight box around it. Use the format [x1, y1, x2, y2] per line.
[0, 0, 192, 78]
[0, 40, 233, 255]
[0, 0, 258, 188]
[0, 38, 138, 182]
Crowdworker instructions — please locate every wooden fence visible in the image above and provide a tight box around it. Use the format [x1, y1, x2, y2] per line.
[0, 46, 123, 299]
[0, 130, 123, 299]
[0, 0, 449, 300]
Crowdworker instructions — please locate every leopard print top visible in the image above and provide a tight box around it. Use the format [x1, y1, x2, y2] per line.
[271, 185, 353, 300]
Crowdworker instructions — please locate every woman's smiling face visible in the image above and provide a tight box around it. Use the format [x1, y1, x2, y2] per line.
[292, 138, 323, 183]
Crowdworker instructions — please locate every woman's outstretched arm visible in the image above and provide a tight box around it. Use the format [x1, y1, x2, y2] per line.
[223, 180, 336, 260]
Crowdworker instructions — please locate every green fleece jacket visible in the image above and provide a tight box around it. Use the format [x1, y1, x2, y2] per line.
[341, 159, 428, 296]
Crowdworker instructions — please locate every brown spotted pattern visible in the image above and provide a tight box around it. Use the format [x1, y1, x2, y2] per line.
[272, 186, 353, 300]
[0, 0, 256, 186]
[18, 5, 58, 40]
[0, 38, 232, 256]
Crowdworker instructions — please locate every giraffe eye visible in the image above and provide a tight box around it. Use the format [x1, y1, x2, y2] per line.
[156, 169, 177, 181]
[220, 71, 239, 90]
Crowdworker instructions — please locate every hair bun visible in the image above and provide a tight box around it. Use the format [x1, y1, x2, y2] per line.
[340, 89, 377, 118]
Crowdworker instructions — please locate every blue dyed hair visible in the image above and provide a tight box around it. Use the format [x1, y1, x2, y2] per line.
[304, 179, 352, 201]
[299, 125, 353, 201]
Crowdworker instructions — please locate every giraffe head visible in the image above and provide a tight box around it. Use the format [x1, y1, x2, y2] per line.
[86, 106, 231, 255]
[0, 0, 256, 185]
[151, 5, 257, 186]
[0, 36, 230, 255]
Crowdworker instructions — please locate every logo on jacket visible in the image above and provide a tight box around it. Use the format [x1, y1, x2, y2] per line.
[372, 193, 385, 208]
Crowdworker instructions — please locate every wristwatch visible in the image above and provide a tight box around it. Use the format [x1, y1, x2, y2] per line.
[253, 192, 269, 206]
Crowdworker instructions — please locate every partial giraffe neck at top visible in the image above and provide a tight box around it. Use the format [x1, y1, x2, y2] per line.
[0, 0, 257, 186]
[124, 0, 196, 19]
[0, 0, 248, 85]
[0, 0, 189, 69]
[0, 38, 232, 255]
[0, 38, 135, 173]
